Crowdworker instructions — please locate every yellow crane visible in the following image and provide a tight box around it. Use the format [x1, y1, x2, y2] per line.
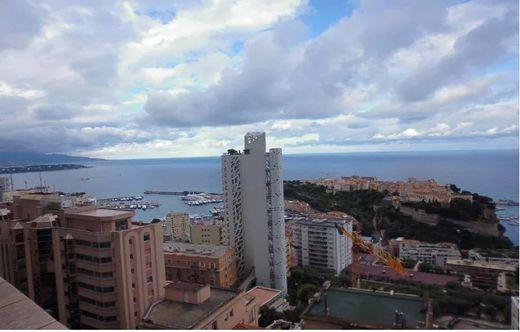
[335, 223, 407, 288]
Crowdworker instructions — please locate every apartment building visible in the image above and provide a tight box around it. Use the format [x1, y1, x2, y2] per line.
[53, 206, 165, 329]
[164, 242, 237, 288]
[190, 215, 223, 245]
[397, 239, 461, 267]
[165, 212, 190, 242]
[290, 218, 353, 274]
[221, 132, 287, 294]
[24, 214, 59, 318]
[0, 177, 10, 201]
[445, 259, 517, 291]
[0, 216, 28, 295]
[141, 281, 259, 329]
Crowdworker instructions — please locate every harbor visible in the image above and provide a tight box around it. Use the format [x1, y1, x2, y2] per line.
[97, 195, 159, 210]
[181, 192, 223, 206]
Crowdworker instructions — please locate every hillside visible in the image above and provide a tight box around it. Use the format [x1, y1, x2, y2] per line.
[0, 151, 102, 166]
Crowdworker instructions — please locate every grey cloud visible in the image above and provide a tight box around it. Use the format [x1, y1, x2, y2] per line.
[142, 0, 473, 128]
[32, 104, 80, 120]
[398, 6, 518, 101]
[0, 0, 46, 50]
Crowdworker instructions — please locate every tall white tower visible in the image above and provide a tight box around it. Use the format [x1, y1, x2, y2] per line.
[221, 132, 287, 294]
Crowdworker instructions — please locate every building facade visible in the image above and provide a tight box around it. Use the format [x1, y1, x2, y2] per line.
[190, 215, 223, 245]
[164, 242, 237, 288]
[221, 132, 287, 294]
[398, 240, 461, 267]
[165, 212, 191, 242]
[445, 259, 517, 291]
[52, 207, 165, 329]
[0, 177, 10, 201]
[290, 218, 353, 274]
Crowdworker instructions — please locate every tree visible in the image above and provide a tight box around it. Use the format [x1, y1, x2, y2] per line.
[258, 306, 282, 327]
[297, 284, 318, 304]
[151, 218, 161, 224]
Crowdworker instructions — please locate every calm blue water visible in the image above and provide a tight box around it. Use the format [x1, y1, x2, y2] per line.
[9, 149, 519, 245]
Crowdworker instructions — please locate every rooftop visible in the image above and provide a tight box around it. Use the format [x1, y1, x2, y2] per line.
[165, 281, 207, 291]
[446, 259, 518, 271]
[69, 208, 131, 218]
[305, 288, 425, 329]
[143, 287, 239, 329]
[0, 277, 67, 329]
[247, 286, 282, 307]
[164, 242, 230, 258]
[353, 263, 459, 286]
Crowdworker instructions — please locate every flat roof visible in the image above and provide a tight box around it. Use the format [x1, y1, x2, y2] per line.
[247, 286, 282, 307]
[0, 278, 67, 329]
[145, 288, 238, 329]
[164, 242, 230, 258]
[65, 208, 134, 220]
[354, 264, 459, 286]
[165, 281, 207, 291]
[446, 259, 517, 271]
[306, 288, 425, 329]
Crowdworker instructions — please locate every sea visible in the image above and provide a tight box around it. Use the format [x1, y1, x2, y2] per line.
[9, 149, 519, 245]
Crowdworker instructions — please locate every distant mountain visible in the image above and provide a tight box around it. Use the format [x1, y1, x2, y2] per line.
[0, 151, 103, 166]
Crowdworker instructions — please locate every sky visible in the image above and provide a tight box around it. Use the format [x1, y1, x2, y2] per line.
[0, 0, 518, 159]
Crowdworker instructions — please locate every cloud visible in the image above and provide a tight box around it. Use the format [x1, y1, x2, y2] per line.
[0, 0, 517, 157]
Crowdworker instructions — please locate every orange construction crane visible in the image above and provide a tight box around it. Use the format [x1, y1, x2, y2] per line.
[336, 223, 406, 287]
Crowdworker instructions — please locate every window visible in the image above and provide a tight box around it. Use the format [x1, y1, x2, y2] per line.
[144, 234, 150, 241]
[78, 282, 114, 293]
[212, 321, 218, 329]
[146, 276, 153, 283]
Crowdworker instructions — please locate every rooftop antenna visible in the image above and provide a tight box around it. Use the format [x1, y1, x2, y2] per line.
[24, 180, 27, 190]
[39, 172, 43, 189]
[9, 173, 14, 191]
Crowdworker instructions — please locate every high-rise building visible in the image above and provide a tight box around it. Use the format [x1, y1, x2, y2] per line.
[24, 214, 59, 319]
[290, 218, 353, 275]
[221, 132, 287, 294]
[52, 206, 165, 329]
[0, 177, 10, 201]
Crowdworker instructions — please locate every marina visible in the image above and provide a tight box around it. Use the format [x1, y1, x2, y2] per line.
[97, 195, 159, 210]
[181, 192, 223, 206]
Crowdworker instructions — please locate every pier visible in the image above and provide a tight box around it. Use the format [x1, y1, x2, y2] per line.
[97, 195, 159, 210]
[144, 190, 222, 195]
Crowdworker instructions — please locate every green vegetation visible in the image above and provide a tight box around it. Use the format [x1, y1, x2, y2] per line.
[379, 205, 512, 249]
[284, 181, 384, 235]
[151, 218, 161, 224]
[283, 181, 512, 249]
[403, 194, 495, 222]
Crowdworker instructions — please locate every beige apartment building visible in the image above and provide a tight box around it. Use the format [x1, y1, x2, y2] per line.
[166, 212, 191, 242]
[141, 281, 259, 329]
[190, 217, 223, 245]
[53, 206, 165, 329]
[164, 242, 237, 288]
